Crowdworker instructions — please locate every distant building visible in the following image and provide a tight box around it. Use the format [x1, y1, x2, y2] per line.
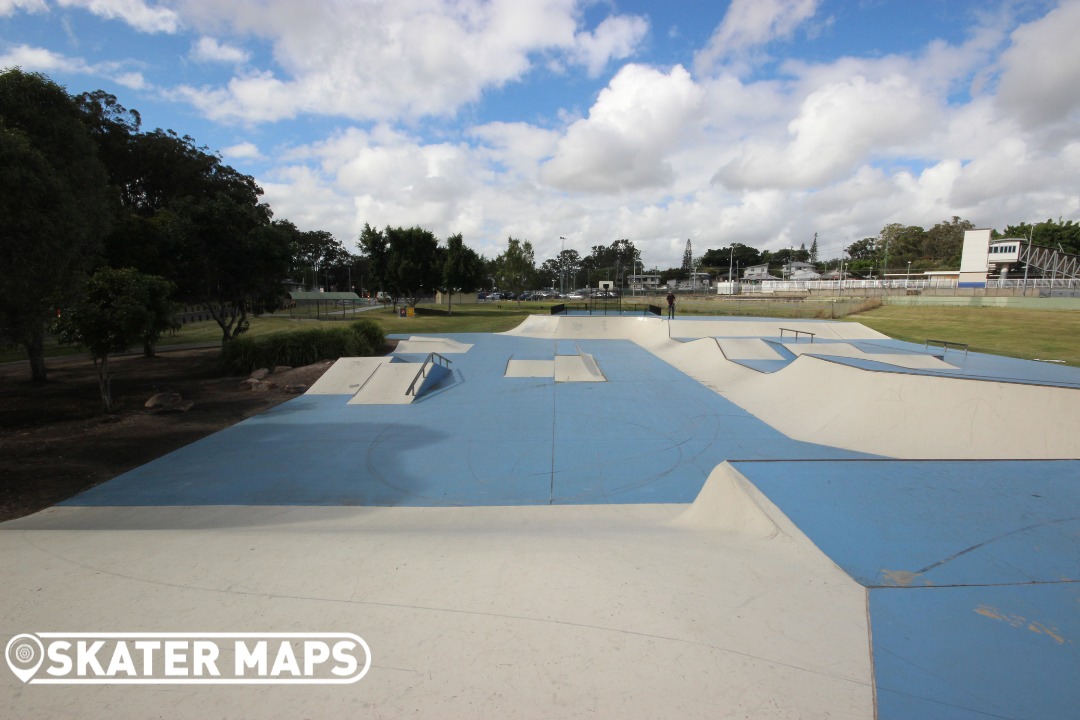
[628, 274, 662, 292]
[743, 263, 778, 281]
[782, 261, 817, 277]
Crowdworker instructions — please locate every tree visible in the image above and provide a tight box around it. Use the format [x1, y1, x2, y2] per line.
[494, 237, 536, 298]
[581, 239, 639, 285]
[681, 239, 693, 276]
[442, 233, 485, 314]
[358, 223, 390, 295]
[283, 223, 350, 290]
[169, 191, 287, 342]
[846, 238, 877, 260]
[1001, 219, 1080, 255]
[360, 226, 443, 308]
[557, 248, 582, 292]
[809, 234, 819, 264]
[53, 268, 176, 411]
[700, 244, 762, 275]
[0, 69, 112, 383]
[538, 258, 561, 289]
[922, 216, 974, 264]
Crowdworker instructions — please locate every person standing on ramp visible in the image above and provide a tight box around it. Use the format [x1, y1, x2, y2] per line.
[666, 291, 676, 319]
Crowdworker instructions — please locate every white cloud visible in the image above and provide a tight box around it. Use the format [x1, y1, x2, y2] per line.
[695, 0, 820, 74]
[570, 14, 649, 77]
[540, 64, 704, 192]
[0, 0, 48, 15]
[113, 70, 146, 89]
[165, 0, 647, 124]
[190, 36, 249, 64]
[995, 0, 1080, 127]
[222, 141, 262, 160]
[715, 73, 936, 189]
[0, 43, 91, 72]
[56, 0, 180, 33]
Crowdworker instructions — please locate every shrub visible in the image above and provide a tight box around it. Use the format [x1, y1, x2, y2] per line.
[219, 319, 386, 374]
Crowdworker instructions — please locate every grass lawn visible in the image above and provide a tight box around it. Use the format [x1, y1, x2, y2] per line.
[846, 305, 1080, 366]
[7, 301, 1078, 369]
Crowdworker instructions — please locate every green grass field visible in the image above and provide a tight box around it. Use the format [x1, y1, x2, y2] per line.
[845, 305, 1080, 366]
[5, 302, 1078, 368]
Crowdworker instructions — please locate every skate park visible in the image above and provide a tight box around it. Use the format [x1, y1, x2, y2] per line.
[2, 314, 1078, 719]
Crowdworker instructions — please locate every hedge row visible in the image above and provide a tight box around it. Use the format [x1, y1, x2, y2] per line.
[219, 319, 385, 374]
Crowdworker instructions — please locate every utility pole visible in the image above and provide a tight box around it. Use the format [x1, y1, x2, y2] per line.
[728, 247, 734, 295]
[559, 236, 566, 295]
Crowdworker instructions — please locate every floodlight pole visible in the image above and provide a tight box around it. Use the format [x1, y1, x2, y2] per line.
[559, 236, 566, 296]
[1022, 227, 1032, 296]
[729, 247, 734, 295]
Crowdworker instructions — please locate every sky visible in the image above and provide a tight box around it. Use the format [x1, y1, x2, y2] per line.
[3, 0, 1079, 269]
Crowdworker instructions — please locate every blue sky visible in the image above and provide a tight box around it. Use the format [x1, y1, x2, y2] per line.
[3, 0, 1078, 268]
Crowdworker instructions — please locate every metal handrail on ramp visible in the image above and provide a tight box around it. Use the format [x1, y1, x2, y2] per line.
[779, 327, 815, 343]
[406, 352, 453, 396]
[925, 338, 969, 356]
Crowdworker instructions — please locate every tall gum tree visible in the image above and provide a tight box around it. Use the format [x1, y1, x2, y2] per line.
[0, 69, 112, 383]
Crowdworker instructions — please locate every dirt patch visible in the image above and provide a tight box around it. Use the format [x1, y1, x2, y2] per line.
[0, 345, 393, 522]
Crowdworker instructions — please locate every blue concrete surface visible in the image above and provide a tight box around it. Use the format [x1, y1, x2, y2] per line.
[735, 459, 1080, 719]
[872, 584, 1080, 719]
[734, 460, 1080, 587]
[64, 333, 873, 508]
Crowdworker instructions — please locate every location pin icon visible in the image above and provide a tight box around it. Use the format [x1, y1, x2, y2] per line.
[6, 634, 44, 683]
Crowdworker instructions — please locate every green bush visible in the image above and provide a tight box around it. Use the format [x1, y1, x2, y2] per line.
[219, 319, 385, 374]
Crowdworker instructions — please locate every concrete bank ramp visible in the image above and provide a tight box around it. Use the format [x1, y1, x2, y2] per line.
[786, 341, 955, 371]
[504, 353, 607, 382]
[305, 356, 394, 394]
[722, 355, 1080, 459]
[669, 318, 889, 340]
[394, 336, 473, 354]
[716, 338, 786, 361]
[504, 314, 888, 344]
[307, 356, 450, 404]
[348, 362, 425, 405]
[554, 352, 605, 382]
[674, 463, 815, 546]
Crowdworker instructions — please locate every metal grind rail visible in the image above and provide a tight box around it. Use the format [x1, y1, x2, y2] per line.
[406, 352, 453, 396]
[925, 338, 969, 356]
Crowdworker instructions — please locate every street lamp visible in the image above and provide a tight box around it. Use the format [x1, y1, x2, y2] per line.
[559, 236, 567, 296]
[906, 261, 912, 288]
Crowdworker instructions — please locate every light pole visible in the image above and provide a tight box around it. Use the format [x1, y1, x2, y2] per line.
[906, 261, 912, 288]
[728, 247, 735, 296]
[559, 236, 567, 296]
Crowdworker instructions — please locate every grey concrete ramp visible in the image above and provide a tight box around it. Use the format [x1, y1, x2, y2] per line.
[669, 318, 889, 340]
[504, 359, 554, 377]
[674, 462, 811, 543]
[787, 342, 955, 370]
[347, 362, 422, 404]
[554, 353, 605, 382]
[394, 336, 473, 354]
[1, 494, 873, 719]
[305, 357, 394, 395]
[717, 337, 786, 361]
[722, 355, 1080, 458]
